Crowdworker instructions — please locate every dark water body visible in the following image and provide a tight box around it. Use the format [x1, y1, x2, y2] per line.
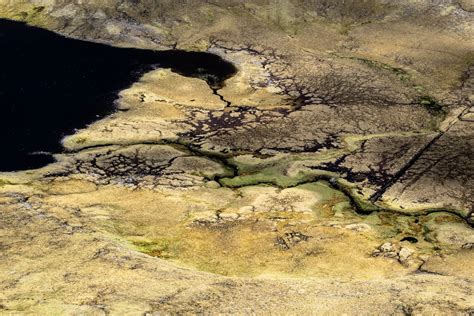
[0, 19, 236, 171]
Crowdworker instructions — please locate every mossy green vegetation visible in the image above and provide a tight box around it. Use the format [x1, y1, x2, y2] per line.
[130, 237, 175, 259]
[220, 168, 309, 188]
[330, 53, 410, 81]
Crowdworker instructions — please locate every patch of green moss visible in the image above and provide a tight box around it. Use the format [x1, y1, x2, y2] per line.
[332, 53, 409, 79]
[299, 181, 347, 203]
[219, 168, 309, 188]
[131, 238, 175, 259]
[227, 149, 345, 179]
[332, 201, 352, 213]
[353, 194, 379, 213]
[333, 179, 380, 214]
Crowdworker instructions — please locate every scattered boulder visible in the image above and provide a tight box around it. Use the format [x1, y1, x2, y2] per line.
[398, 247, 414, 263]
[372, 242, 416, 264]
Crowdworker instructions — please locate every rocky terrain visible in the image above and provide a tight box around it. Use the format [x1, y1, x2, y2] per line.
[0, 0, 473, 314]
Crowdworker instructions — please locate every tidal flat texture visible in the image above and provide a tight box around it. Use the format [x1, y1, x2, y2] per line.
[0, 1, 473, 314]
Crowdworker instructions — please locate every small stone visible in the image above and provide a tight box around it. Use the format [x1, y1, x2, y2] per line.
[344, 223, 371, 232]
[380, 242, 394, 252]
[372, 250, 381, 257]
[205, 181, 221, 189]
[191, 211, 217, 225]
[398, 247, 414, 262]
[219, 212, 239, 221]
[385, 252, 399, 258]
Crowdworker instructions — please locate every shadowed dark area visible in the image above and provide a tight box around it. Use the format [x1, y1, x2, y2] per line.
[0, 19, 236, 171]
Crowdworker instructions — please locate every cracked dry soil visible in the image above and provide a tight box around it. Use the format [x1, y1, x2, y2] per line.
[0, 1, 473, 314]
